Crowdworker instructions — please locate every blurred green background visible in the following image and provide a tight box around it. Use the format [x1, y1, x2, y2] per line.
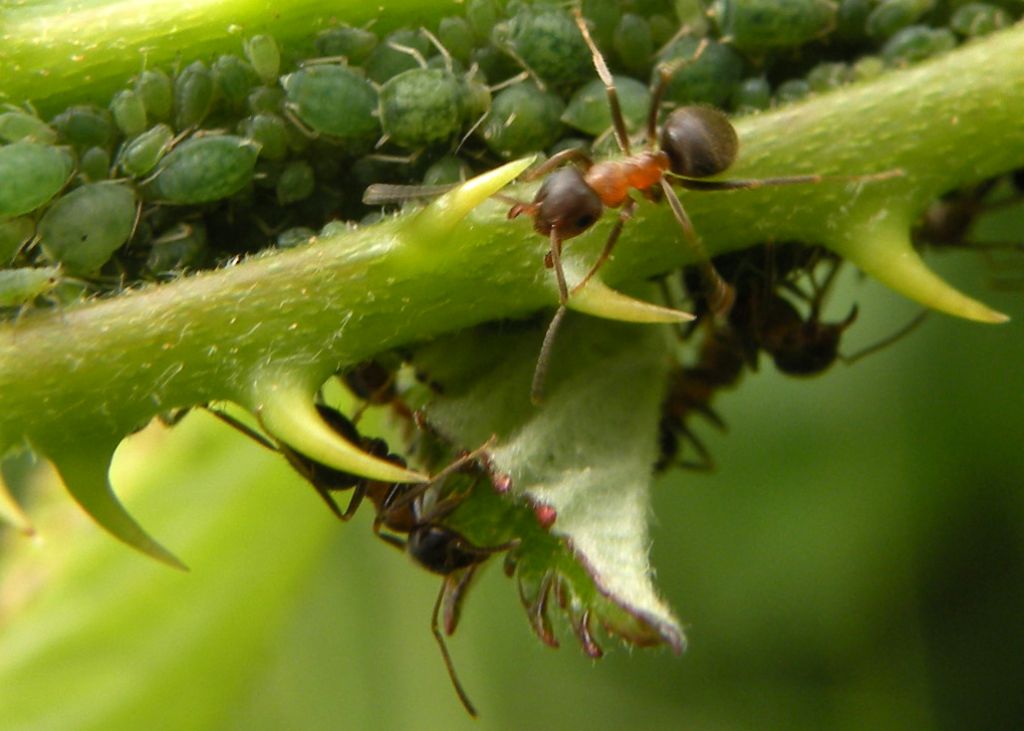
[0, 252, 1021, 731]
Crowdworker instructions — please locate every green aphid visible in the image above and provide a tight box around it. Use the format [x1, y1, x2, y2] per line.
[281, 64, 380, 153]
[562, 76, 650, 137]
[496, 3, 592, 93]
[0, 217, 35, 264]
[364, 29, 433, 84]
[654, 37, 744, 108]
[674, 0, 711, 35]
[276, 160, 316, 205]
[0, 266, 62, 308]
[146, 221, 208, 273]
[613, 14, 654, 77]
[79, 146, 112, 181]
[647, 14, 677, 46]
[480, 81, 565, 159]
[0, 110, 57, 144]
[865, 0, 935, 41]
[466, 0, 500, 43]
[276, 226, 316, 249]
[213, 55, 260, 112]
[851, 55, 886, 81]
[438, 17, 475, 64]
[244, 35, 281, 84]
[315, 26, 379, 63]
[881, 25, 956, 66]
[378, 68, 466, 149]
[238, 113, 289, 161]
[0, 142, 74, 219]
[50, 105, 115, 151]
[806, 62, 851, 92]
[580, 0, 622, 49]
[144, 134, 261, 205]
[174, 60, 218, 130]
[135, 69, 174, 122]
[109, 89, 147, 137]
[248, 85, 285, 115]
[950, 3, 1011, 37]
[423, 155, 471, 186]
[835, 0, 873, 43]
[731, 77, 772, 114]
[118, 123, 175, 177]
[38, 182, 137, 275]
[710, 0, 838, 52]
[775, 78, 812, 103]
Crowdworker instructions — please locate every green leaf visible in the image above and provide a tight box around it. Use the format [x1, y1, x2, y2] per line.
[414, 303, 684, 650]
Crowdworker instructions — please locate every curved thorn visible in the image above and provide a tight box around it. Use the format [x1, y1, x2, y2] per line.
[0, 469, 34, 535]
[415, 155, 537, 237]
[257, 386, 427, 484]
[835, 224, 1009, 324]
[35, 439, 186, 570]
[569, 277, 696, 324]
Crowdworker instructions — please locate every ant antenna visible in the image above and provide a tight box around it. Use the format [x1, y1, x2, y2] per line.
[531, 304, 568, 404]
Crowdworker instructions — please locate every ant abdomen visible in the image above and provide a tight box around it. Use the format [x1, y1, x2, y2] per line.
[660, 106, 739, 178]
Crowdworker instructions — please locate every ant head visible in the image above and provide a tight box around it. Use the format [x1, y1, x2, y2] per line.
[408, 524, 482, 575]
[768, 302, 859, 376]
[532, 167, 603, 240]
[660, 106, 739, 178]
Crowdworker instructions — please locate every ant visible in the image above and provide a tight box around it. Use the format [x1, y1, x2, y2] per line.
[207, 402, 406, 520]
[207, 403, 506, 716]
[513, 8, 841, 403]
[366, 438, 512, 717]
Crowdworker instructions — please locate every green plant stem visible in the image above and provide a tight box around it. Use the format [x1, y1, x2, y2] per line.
[2, 22, 1024, 455]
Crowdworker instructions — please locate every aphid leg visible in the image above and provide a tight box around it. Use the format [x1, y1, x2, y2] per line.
[648, 40, 709, 146]
[659, 178, 735, 315]
[572, 197, 636, 295]
[387, 40, 429, 70]
[842, 310, 928, 365]
[431, 576, 478, 717]
[420, 27, 453, 73]
[572, 7, 631, 155]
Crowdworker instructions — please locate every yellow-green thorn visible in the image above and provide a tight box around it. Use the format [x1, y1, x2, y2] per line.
[414, 155, 537, 237]
[34, 438, 187, 570]
[835, 223, 1009, 324]
[256, 386, 427, 484]
[0, 469, 34, 535]
[569, 278, 696, 324]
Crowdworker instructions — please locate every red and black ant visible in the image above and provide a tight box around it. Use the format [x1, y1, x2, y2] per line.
[511, 9, 877, 402]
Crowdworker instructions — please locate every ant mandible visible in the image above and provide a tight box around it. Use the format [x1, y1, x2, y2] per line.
[514, 8, 846, 403]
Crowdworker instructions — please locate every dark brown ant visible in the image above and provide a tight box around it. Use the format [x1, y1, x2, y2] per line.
[362, 438, 511, 718]
[207, 403, 405, 520]
[514, 9, 853, 403]
[208, 403, 505, 716]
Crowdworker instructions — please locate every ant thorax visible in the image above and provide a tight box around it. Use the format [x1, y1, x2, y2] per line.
[583, 150, 670, 207]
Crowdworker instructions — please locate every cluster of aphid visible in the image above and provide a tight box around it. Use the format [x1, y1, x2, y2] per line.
[2, 0, 1020, 317]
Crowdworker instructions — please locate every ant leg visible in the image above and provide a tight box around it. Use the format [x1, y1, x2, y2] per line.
[572, 198, 637, 295]
[521, 147, 594, 182]
[659, 178, 735, 315]
[531, 305, 568, 404]
[441, 564, 479, 635]
[647, 40, 709, 146]
[206, 406, 277, 451]
[572, 7, 630, 155]
[842, 310, 928, 364]
[431, 577, 478, 717]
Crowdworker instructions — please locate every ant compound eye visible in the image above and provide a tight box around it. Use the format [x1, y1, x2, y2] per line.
[533, 167, 603, 239]
[660, 106, 739, 178]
